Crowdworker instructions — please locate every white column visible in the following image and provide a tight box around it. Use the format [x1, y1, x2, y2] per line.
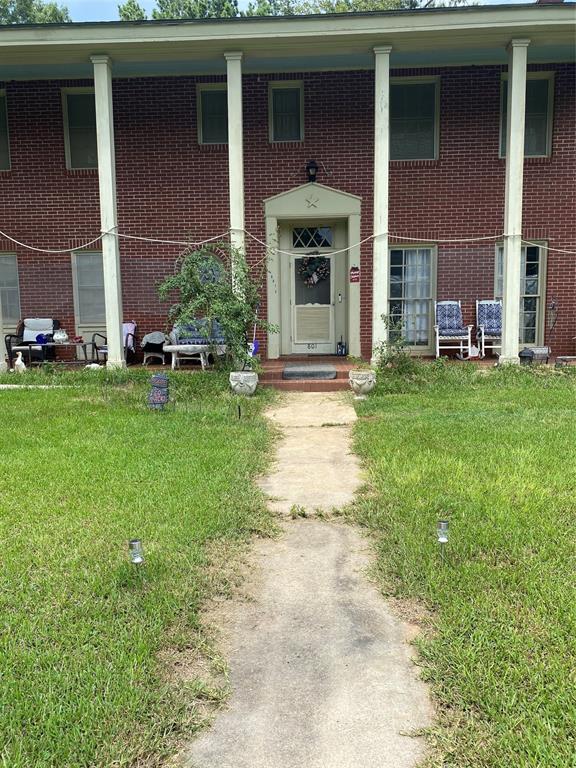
[0, 290, 6, 370]
[225, 52, 245, 262]
[500, 39, 530, 364]
[371, 46, 392, 362]
[91, 55, 124, 368]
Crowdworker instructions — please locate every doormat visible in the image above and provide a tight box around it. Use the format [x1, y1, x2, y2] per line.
[282, 364, 337, 380]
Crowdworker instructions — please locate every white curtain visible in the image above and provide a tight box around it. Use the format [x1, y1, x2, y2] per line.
[403, 248, 430, 344]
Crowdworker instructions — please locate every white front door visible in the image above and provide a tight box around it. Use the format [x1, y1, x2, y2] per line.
[291, 252, 334, 354]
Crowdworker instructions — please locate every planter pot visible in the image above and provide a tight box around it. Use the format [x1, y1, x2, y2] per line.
[229, 370, 259, 396]
[348, 369, 376, 399]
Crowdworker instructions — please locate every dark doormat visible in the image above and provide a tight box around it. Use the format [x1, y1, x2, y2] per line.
[282, 364, 337, 380]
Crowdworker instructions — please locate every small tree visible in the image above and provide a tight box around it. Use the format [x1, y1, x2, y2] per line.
[158, 243, 276, 370]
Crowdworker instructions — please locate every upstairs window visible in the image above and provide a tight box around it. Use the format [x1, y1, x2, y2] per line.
[198, 85, 228, 145]
[0, 91, 10, 170]
[0, 255, 21, 325]
[269, 82, 303, 142]
[72, 252, 105, 327]
[63, 90, 98, 169]
[500, 75, 553, 157]
[390, 80, 438, 161]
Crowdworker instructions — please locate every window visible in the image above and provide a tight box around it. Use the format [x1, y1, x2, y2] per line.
[72, 252, 105, 327]
[500, 75, 553, 157]
[390, 80, 438, 161]
[389, 247, 435, 346]
[0, 255, 21, 325]
[292, 227, 333, 249]
[495, 244, 546, 344]
[197, 85, 228, 145]
[269, 82, 303, 142]
[0, 91, 10, 170]
[63, 89, 98, 169]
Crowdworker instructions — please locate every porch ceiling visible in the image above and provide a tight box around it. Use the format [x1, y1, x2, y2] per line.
[0, 4, 573, 80]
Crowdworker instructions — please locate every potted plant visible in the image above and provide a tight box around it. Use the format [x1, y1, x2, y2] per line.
[158, 242, 276, 395]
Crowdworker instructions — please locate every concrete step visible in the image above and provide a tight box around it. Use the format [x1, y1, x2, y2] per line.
[260, 378, 350, 392]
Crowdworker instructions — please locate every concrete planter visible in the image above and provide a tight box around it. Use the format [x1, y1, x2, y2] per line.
[229, 370, 259, 396]
[348, 369, 376, 399]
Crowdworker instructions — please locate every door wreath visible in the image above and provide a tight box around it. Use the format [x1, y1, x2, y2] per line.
[298, 253, 330, 287]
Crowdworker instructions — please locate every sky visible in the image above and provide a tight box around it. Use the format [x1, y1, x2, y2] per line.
[66, 0, 534, 23]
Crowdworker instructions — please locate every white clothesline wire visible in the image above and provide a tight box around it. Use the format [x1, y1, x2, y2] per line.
[1, 224, 576, 256]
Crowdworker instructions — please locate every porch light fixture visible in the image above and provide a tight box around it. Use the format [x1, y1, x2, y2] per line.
[129, 539, 144, 565]
[306, 159, 319, 183]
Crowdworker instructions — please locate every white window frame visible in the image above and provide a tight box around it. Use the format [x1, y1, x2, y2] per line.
[71, 251, 106, 337]
[0, 253, 21, 330]
[499, 72, 554, 159]
[196, 83, 228, 145]
[62, 87, 98, 170]
[268, 81, 304, 144]
[494, 242, 547, 346]
[388, 243, 438, 352]
[390, 76, 440, 162]
[0, 89, 11, 171]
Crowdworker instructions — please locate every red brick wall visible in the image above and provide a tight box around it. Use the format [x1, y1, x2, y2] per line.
[1, 64, 574, 357]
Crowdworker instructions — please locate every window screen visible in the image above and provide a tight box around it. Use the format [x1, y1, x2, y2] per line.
[389, 248, 434, 345]
[272, 87, 302, 142]
[495, 245, 544, 344]
[500, 78, 551, 157]
[0, 255, 20, 324]
[200, 89, 228, 144]
[390, 82, 437, 161]
[0, 95, 9, 170]
[66, 93, 98, 169]
[75, 252, 105, 325]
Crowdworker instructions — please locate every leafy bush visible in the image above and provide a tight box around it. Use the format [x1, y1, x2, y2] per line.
[158, 242, 277, 370]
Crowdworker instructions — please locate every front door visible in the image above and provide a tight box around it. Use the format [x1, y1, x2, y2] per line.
[291, 252, 334, 354]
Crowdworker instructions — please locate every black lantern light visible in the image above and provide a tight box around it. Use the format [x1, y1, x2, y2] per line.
[306, 159, 319, 183]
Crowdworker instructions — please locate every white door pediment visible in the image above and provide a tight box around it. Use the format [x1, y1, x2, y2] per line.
[264, 182, 361, 219]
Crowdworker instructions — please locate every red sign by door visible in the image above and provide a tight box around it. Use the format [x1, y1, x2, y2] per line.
[349, 266, 360, 283]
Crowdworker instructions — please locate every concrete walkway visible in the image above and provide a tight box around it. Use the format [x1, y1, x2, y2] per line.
[184, 393, 432, 768]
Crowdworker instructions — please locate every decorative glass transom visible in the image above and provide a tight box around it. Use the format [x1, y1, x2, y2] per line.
[292, 227, 333, 249]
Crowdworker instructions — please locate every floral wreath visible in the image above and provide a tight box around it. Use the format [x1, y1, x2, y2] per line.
[298, 252, 330, 287]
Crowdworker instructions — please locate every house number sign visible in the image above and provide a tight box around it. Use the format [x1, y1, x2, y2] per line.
[349, 266, 360, 283]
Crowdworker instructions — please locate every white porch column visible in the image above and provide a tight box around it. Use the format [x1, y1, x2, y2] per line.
[91, 55, 124, 368]
[371, 45, 392, 362]
[225, 52, 245, 261]
[500, 39, 530, 364]
[0, 292, 6, 369]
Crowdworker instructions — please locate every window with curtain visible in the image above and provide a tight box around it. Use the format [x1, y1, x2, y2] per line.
[390, 81, 437, 161]
[0, 255, 21, 324]
[495, 244, 545, 344]
[389, 247, 434, 346]
[270, 84, 302, 142]
[199, 87, 228, 144]
[500, 77, 552, 157]
[65, 91, 98, 169]
[73, 252, 105, 326]
[0, 93, 10, 170]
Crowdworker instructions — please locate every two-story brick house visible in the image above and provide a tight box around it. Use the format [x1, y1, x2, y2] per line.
[0, 2, 574, 365]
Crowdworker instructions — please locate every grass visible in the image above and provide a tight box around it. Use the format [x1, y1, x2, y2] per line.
[351, 362, 576, 768]
[0, 369, 275, 768]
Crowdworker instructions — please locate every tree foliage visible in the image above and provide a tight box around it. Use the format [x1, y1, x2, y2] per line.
[0, 0, 70, 23]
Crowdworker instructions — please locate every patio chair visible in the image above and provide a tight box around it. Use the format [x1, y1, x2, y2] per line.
[476, 299, 502, 358]
[140, 331, 168, 365]
[434, 300, 473, 358]
[5, 318, 60, 366]
[92, 322, 137, 364]
[164, 319, 227, 370]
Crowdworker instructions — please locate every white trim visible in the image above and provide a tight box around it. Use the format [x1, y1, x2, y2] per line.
[61, 86, 97, 171]
[499, 70, 554, 159]
[0, 89, 11, 171]
[268, 80, 304, 143]
[196, 82, 228, 145]
[389, 75, 440, 162]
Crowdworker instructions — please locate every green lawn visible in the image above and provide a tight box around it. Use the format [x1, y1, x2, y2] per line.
[0, 371, 275, 768]
[352, 364, 576, 768]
